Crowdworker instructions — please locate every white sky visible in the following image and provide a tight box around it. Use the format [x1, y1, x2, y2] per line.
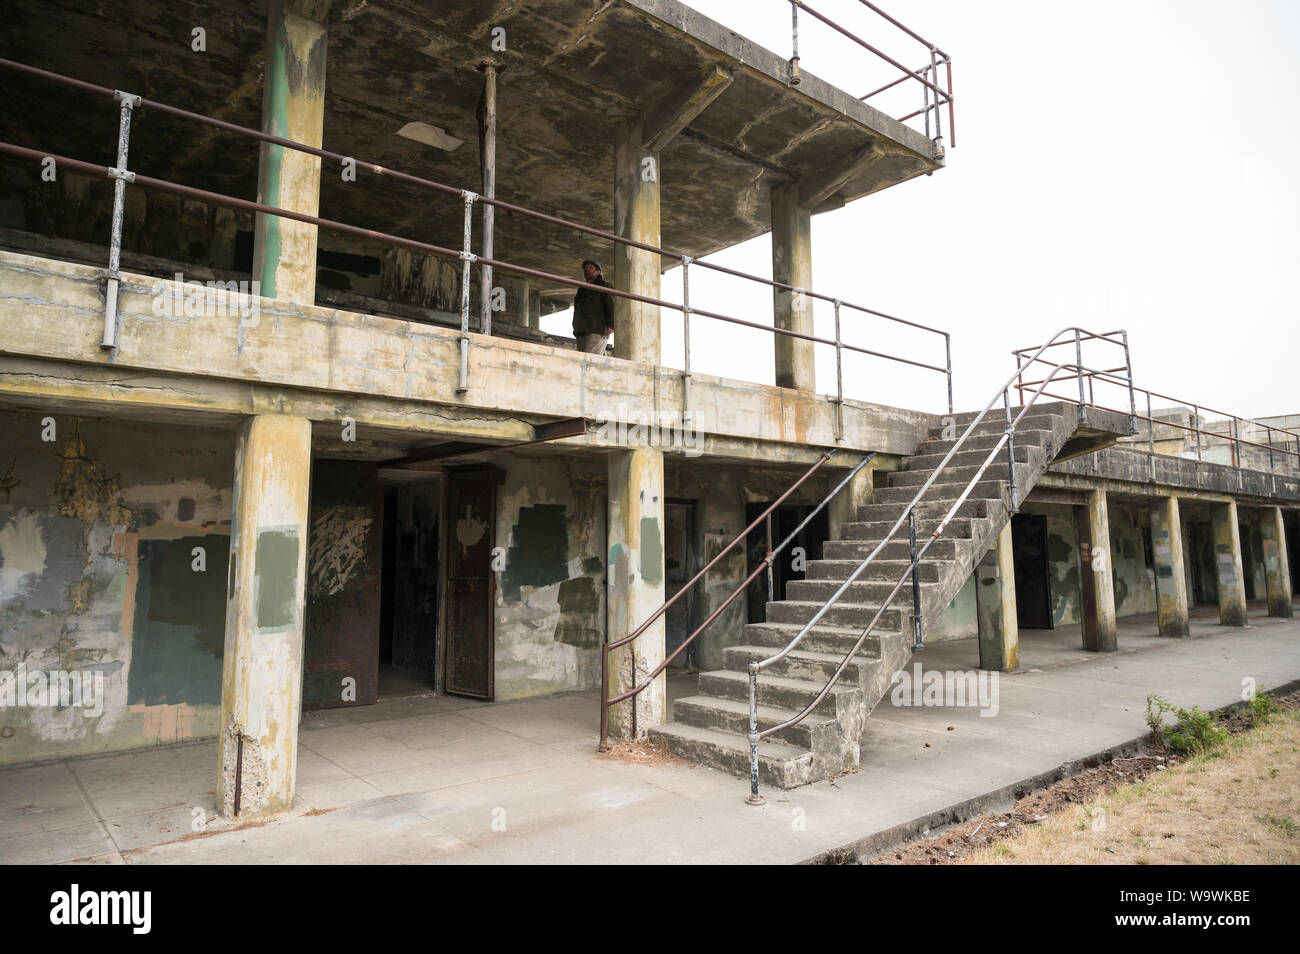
[542, 0, 1299, 422]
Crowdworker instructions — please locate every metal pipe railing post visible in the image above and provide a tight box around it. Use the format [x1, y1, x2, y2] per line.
[1121, 329, 1137, 433]
[944, 332, 953, 415]
[921, 63, 931, 139]
[833, 298, 844, 442]
[944, 55, 956, 148]
[1147, 390, 1156, 482]
[681, 255, 693, 425]
[102, 89, 139, 351]
[788, 1, 801, 85]
[1074, 328, 1087, 424]
[908, 508, 923, 649]
[598, 643, 609, 750]
[765, 513, 775, 604]
[1267, 426, 1275, 473]
[929, 46, 942, 144]
[1193, 404, 1203, 462]
[456, 190, 477, 394]
[747, 664, 763, 804]
[1003, 388, 1017, 512]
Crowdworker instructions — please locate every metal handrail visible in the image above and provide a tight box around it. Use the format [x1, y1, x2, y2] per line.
[598, 450, 876, 746]
[0, 55, 953, 412]
[743, 326, 1133, 802]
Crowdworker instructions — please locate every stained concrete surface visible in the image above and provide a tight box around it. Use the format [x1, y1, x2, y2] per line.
[2, 601, 1298, 864]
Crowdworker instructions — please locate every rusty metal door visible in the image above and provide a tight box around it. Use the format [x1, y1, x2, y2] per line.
[303, 460, 382, 710]
[443, 466, 499, 699]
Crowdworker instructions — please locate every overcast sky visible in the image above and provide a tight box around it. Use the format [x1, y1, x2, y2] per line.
[544, 0, 1298, 422]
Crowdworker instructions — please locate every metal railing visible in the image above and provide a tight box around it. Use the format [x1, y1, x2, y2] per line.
[0, 56, 953, 416]
[742, 327, 1133, 802]
[784, 0, 954, 146]
[599, 449, 876, 747]
[1013, 352, 1300, 481]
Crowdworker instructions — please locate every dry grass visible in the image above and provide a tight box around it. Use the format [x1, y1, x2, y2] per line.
[960, 708, 1300, 865]
[596, 739, 693, 767]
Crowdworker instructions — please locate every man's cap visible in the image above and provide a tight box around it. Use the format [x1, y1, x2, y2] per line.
[582, 259, 602, 271]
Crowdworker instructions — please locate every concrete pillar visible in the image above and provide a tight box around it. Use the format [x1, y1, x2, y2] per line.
[528, 289, 542, 331]
[606, 447, 666, 737]
[770, 183, 815, 392]
[252, 0, 328, 304]
[827, 459, 874, 540]
[1078, 490, 1118, 651]
[1211, 500, 1248, 627]
[507, 276, 531, 329]
[1149, 496, 1190, 637]
[976, 521, 1019, 671]
[217, 414, 313, 817]
[612, 120, 661, 364]
[1259, 505, 1293, 618]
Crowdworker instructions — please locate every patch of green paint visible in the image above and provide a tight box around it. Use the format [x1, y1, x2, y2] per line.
[639, 516, 663, 585]
[554, 576, 601, 649]
[254, 529, 299, 630]
[582, 556, 603, 575]
[127, 535, 229, 706]
[257, 21, 291, 299]
[502, 504, 568, 601]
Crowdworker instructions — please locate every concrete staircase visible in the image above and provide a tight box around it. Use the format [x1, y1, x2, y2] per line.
[649, 402, 1130, 788]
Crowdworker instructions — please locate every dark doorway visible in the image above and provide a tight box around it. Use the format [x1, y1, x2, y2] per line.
[443, 465, 501, 700]
[1286, 511, 1300, 593]
[378, 477, 441, 697]
[303, 460, 382, 710]
[745, 502, 831, 623]
[1011, 513, 1053, 629]
[664, 500, 696, 668]
[1187, 521, 1218, 605]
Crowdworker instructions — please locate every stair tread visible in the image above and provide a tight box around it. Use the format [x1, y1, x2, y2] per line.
[649, 722, 811, 761]
[727, 644, 880, 666]
[702, 668, 859, 696]
[674, 693, 839, 727]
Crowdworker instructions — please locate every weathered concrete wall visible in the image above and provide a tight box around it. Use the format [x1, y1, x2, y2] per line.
[0, 411, 234, 765]
[928, 576, 977, 642]
[1107, 501, 1157, 619]
[493, 452, 606, 700]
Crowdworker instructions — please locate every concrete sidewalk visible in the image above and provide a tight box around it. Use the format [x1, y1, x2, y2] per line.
[2, 605, 1297, 864]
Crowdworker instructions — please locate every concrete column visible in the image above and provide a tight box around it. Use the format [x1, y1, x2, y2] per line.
[606, 447, 666, 737]
[613, 120, 661, 364]
[1211, 500, 1248, 626]
[527, 289, 542, 331]
[976, 521, 1019, 671]
[770, 183, 815, 392]
[506, 276, 531, 329]
[827, 459, 874, 540]
[1078, 490, 1118, 651]
[1259, 505, 1293, 618]
[1149, 496, 1190, 637]
[217, 414, 313, 818]
[252, 0, 328, 304]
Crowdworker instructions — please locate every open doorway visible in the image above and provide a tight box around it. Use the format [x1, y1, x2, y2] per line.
[378, 475, 442, 697]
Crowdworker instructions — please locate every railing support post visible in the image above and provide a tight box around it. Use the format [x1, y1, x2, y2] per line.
[788, 1, 801, 85]
[1121, 329, 1137, 434]
[1003, 388, 1018, 513]
[908, 508, 923, 650]
[747, 664, 764, 805]
[457, 190, 477, 394]
[681, 255, 693, 425]
[765, 513, 775, 604]
[833, 298, 844, 442]
[945, 332, 953, 416]
[1147, 390, 1156, 483]
[1193, 404, 1203, 462]
[598, 643, 609, 751]
[102, 89, 139, 352]
[1074, 328, 1087, 425]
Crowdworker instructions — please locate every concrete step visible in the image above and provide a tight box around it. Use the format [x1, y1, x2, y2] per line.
[743, 621, 893, 657]
[697, 669, 863, 722]
[723, 644, 884, 691]
[671, 694, 838, 748]
[887, 460, 1035, 490]
[856, 498, 990, 524]
[926, 410, 1063, 440]
[765, 598, 906, 630]
[824, 536, 973, 563]
[874, 479, 1007, 506]
[646, 722, 819, 789]
[786, 576, 942, 608]
[912, 428, 1054, 458]
[903, 440, 1046, 473]
[841, 515, 983, 542]
[804, 557, 943, 583]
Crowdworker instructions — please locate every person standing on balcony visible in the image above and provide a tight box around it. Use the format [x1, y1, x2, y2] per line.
[572, 259, 614, 354]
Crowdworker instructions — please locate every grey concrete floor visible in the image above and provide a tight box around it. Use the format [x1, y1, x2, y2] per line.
[2, 601, 1297, 864]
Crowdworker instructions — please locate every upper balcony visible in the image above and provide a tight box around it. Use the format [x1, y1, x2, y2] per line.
[0, 0, 956, 460]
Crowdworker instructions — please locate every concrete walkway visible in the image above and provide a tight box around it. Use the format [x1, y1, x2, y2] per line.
[2, 603, 1298, 864]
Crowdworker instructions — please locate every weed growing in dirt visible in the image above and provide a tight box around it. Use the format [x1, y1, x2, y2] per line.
[1249, 690, 1281, 727]
[1146, 694, 1228, 756]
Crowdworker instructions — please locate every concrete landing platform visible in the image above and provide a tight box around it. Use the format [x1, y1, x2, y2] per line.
[2, 604, 1297, 865]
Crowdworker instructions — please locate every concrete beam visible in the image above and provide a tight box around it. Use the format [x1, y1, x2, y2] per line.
[606, 446, 666, 737]
[1212, 500, 1248, 627]
[1260, 505, 1294, 618]
[253, 0, 328, 305]
[1078, 490, 1118, 651]
[643, 65, 734, 152]
[217, 414, 312, 817]
[613, 119, 661, 365]
[770, 183, 815, 392]
[798, 145, 879, 209]
[976, 521, 1019, 671]
[1149, 496, 1190, 637]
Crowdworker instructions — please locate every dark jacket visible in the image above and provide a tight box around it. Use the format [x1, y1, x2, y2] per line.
[573, 276, 614, 336]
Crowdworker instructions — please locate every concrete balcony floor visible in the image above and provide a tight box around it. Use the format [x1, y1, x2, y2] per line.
[2, 601, 1298, 865]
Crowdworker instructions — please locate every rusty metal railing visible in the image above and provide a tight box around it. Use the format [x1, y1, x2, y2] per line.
[743, 327, 1133, 803]
[0, 56, 953, 416]
[784, 0, 954, 146]
[598, 449, 877, 747]
[1013, 358, 1300, 482]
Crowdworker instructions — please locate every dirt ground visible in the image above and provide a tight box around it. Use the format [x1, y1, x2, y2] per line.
[866, 689, 1300, 865]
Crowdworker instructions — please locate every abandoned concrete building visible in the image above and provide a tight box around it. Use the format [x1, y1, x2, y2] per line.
[1, 0, 1297, 815]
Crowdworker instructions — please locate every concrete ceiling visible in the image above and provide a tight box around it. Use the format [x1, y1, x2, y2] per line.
[0, 0, 942, 294]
